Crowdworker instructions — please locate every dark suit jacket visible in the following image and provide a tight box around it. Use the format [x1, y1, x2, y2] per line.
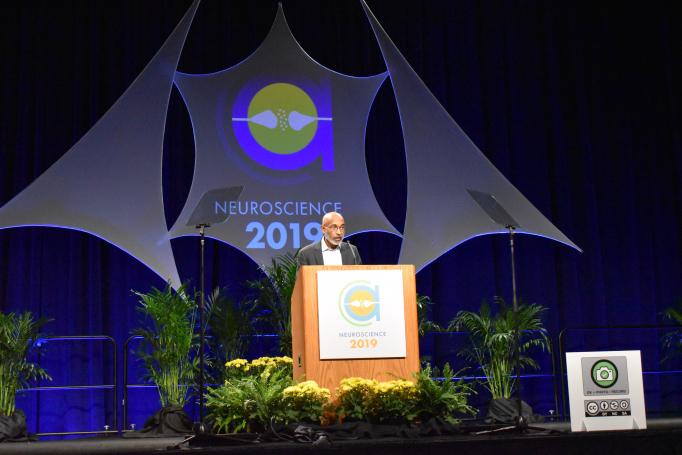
[296, 240, 362, 267]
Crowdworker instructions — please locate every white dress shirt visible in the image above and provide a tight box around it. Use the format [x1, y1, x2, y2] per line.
[321, 238, 343, 265]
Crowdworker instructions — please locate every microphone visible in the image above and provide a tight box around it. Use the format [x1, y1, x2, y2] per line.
[344, 240, 358, 264]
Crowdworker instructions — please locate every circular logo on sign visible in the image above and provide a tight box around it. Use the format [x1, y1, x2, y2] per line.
[247, 83, 318, 154]
[338, 281, 380, 327]
[586, 401, 599, 415]
[230, 80, 334, 172]
[591, 359, 618, 388]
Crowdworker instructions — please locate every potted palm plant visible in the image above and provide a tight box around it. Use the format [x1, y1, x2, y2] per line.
[246, 253, 298, 356]
[661, 298, 682, 363]
[205, 287, 257, 378]
[416, 294, 442, 365]
[0, 311, 51, 442]
[132, 283, 198, 434]
[416, 294, 442, 336]
[448, 297, 549, 421]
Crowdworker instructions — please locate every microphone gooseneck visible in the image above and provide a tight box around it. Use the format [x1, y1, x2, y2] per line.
[344, 240, 358, 264]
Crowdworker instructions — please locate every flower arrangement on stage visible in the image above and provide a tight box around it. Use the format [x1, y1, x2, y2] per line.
[335, 377, 423, 424]
[205, 356, 475, 434]
[250, 356, 294, 372]
[335, 377, 378, 421]
[335, 367, 475, 425]
[281, 380, 331, 423]
[206, 356, 296, 433]
[224, 355, 293, 379]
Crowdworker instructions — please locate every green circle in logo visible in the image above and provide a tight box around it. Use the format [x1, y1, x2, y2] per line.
[591, 359, 618, 388]
[247, 83, 318, 154]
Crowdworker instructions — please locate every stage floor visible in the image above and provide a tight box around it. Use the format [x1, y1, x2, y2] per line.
[2, 420, 682, 455]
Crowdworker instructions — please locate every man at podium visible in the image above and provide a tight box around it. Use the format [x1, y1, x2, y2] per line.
[296, 211, 362, 266]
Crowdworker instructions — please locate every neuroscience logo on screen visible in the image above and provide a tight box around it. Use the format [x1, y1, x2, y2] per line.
[591, 359, 618, 388]
[232, 81, 333, 171]
[338, 281, 381, 327]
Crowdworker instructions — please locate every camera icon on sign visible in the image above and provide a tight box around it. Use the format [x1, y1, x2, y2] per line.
[591, 359, 619, 388]
[595, 366, 614, 381]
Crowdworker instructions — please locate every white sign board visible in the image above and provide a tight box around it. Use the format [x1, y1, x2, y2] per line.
[316, 269, 406, 360]
[565, 350, 646, 431]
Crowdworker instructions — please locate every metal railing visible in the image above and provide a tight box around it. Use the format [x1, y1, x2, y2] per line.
[20, 335, 118, 436]
[122, 334, 146, 432]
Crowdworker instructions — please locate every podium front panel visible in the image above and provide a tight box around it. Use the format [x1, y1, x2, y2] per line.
[317, 269, 406, 359]
[291, 265, 419, 393]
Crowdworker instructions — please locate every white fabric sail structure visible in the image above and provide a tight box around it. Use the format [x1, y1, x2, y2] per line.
[0, 1, 201, 287]
[168, 4, 399, 267]
[0, 1, 580, 287]
[361, 1, 580, 271]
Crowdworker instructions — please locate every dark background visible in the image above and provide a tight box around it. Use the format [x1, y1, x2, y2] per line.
[0, 0, 680, 434]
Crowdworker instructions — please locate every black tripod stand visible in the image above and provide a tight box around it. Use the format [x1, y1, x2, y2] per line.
[184, 186, 243, 434]
[501, 224, 529, 430]
[195, 222, 209, 428]
[467, 189, 548, 434]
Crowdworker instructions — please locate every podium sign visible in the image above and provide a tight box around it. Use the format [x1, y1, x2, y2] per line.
[317, 269, 406, 359]
[566, 350, 647, 431]
[291, 265, 419, 392]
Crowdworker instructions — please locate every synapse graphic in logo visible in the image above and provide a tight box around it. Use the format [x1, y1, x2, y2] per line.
[591, 359, 618, 388]
[232, 81, 333, 171]
[338, 281, 381, 326]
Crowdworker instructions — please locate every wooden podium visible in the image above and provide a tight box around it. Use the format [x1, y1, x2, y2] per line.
[291, 264, 419, 393]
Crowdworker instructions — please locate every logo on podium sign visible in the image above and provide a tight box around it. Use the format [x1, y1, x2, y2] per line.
[317, 270, 406, 360]
[339, 281, 381, 326]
